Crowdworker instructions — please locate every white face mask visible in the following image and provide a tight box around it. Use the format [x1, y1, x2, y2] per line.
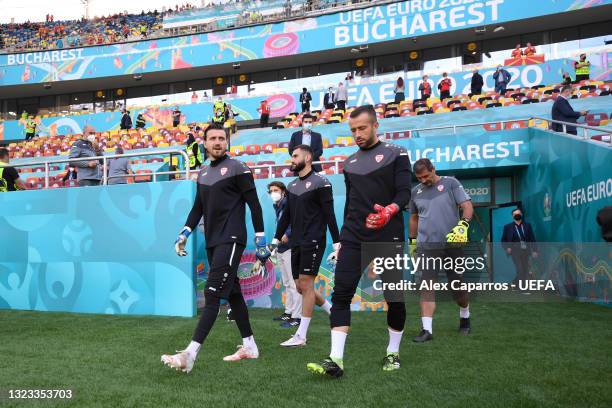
[270, 192, 282, 203]
[87, 135, 96, 143]
[302, 122, 312, 131]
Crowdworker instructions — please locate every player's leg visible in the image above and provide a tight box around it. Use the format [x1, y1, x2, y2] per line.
[446, 248, 471, 334]
[307, 241, 362, 377]
[383, 302, 406, 371]
[280, 247, 303, 328]
[161, 246, 223, 372]
[414, 248, 438, 342]
[274, 249, 293, 322]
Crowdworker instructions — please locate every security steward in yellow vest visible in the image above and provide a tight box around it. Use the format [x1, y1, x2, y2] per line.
[574, 53, 591, 82]
[185, 132, 203, 170]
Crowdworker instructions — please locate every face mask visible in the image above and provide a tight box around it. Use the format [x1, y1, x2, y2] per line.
[87, 135, 96, 143]
[513, 214, 522, 221]
[303, 122, 312, 130]
[270, 192, 282, 203]
[69, 167, 75, 172]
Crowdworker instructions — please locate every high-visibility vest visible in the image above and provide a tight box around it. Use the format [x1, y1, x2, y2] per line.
[0, 167, 7, 192]
[214, 100, 225, 113]
[26, 120, 36, 133]
[575, 60, 590, 76]
[186, 142, 202, 168]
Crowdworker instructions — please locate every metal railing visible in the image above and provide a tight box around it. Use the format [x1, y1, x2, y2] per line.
[2, 149, 190, 188]
[4, 115, 611, 189]
[406, 118, 532, 137]
[532, 116, 612, 144]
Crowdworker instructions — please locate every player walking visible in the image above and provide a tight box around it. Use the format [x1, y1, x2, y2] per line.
[408, 158, 474, 343]
[272, 144, 339, 347]
[307, 105, 412, 377]
[161, 124, 270, 373]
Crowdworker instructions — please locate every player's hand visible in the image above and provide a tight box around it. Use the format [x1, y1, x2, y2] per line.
[580, 111, 588, 116]
[365, 204, 399, 230]
[409, 238, 417, 257]
[174, 226, 192, 256]
[281, 234, 289, 245]
[326, 242, 341, 266]
[446, 220, 469, 243]
[532, 251, 538, 259]
[506, 248, 512, 255]
[88, 161, 98, 168]
[254, 234, 271, 263]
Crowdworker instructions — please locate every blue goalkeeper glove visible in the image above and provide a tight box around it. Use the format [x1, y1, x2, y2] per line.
[175, 226, 192, 256]
[254, 234, 271, 263]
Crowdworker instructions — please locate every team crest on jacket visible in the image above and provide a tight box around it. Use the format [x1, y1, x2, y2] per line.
[220, 167, 228, 176]
[375, 154, 384, 163]
[437, 184, 445, 192]
[305, 182, 311, 189]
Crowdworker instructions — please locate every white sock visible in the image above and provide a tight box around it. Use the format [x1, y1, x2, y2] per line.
[422, 316, 433, 333]
[186, 341, 201, 359]
[460, 306, 470, 319]
[320, 300, 332, 314]
[387, 328, 403, 354]
[296, 316, 311, 339]
[330, 330, 347, 361]
[243, 335, 258, 353]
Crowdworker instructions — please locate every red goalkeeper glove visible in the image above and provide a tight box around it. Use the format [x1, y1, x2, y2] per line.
[365, 203, 399, 230]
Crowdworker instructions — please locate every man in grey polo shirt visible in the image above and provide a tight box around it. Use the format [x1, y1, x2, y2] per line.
[107, 147, 133, 185]
[408, 158, 474, 342]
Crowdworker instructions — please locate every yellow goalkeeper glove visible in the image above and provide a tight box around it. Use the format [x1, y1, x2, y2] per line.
[409, 238, 417, 257]
[446, 220, 469, 243]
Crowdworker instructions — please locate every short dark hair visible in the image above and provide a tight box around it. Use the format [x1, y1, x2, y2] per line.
[203, 123, 226, 140]
[267, 181, 286, 192]
[413, 158, 434, 173]
[512, 207, 522, 215]
[349, 105, 377, 123]
[561, 85, 572, 93]
[0, 148, 8, 160]
[302, 114, 313, 121]
[293, 144, 313, 156]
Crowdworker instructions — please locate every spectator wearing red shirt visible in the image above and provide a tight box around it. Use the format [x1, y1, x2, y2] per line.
[419, 75, 432, 100]
[511, 44, 523, 58]
[524, 42, 536, 56]
[259, 100, 271, 127]
[438, 73, 452, 100]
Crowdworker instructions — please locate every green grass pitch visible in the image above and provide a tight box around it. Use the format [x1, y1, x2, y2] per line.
[1, 300, 611, 407]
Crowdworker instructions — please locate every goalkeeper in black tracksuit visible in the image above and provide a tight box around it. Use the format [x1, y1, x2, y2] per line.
[308, 105, 412, 378]
[161, 124, 271, 373]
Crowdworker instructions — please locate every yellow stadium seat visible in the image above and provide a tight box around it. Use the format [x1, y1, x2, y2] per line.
[231, 145, 244, 155]
[273, 148, 288, 154]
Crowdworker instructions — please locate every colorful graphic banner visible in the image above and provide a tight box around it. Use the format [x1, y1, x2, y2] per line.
[0, 0, 610, 86]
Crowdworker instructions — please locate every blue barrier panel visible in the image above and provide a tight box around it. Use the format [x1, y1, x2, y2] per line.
[0, 180, 197, 317]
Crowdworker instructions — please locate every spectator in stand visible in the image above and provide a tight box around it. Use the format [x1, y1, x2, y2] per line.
[135, 113, 146, 129]
[551, 85, 587, 135]
[438, 73, 452, 100]
[493, 65, 512, 95]
[471, 69, 484, 96]
[62, 165, 78, 183]
[140, 23, 148, 38]
[172, 107, 182, 127]
[524, 42, 536, 56]
[511, 44, 523, 58]
[191, 91, 198, 104]
[335, 81, 348, 111]
[260, 100, 271, 128]
[324, 86, 335, 110]
[0, 148, 27, 192]
[574, 53, 591, 82]
[68, 133, 102, 187]
[107, 147, 133, 185]
[300, 87, 312, 113]
[288, 114, 322, 174]
[393, 77, 405, 103]
[419, 75, 431, 100]
[562, 72, 572, 86]
[120, 110, 132, 130]
[25, 116, 37, 141]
